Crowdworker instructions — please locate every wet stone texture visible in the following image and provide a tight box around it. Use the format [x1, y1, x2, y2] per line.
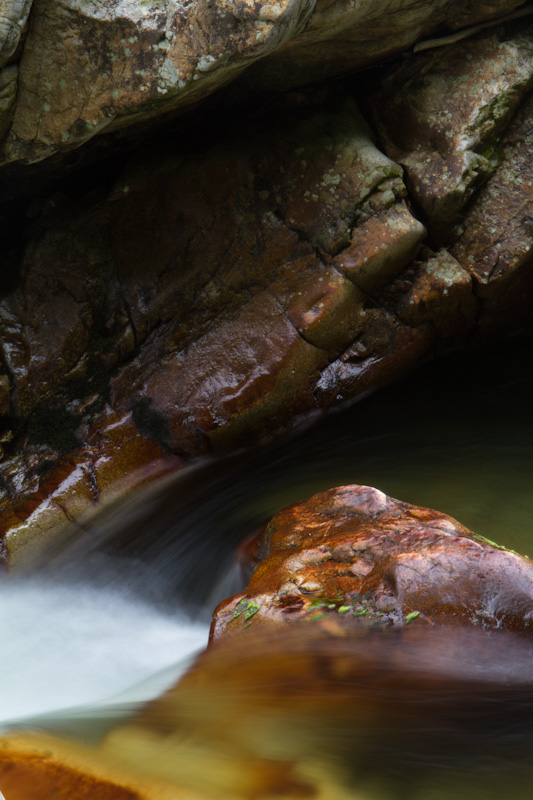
[212, 485, 533, 639]
[108, 622, 533, 800]
[0, 95, 433, 564]
[451, 89, 533, 335]
[1, 19, 533, 563]
[0, 410, 184, 569]
[372, 24, 533, 243]
[0, 0, 525, 165]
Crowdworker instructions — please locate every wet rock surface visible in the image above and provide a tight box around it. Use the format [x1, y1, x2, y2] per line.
[0, 16, 533, 561]
[212, 485, 533, 639]
[373, 23, 533, 242]
[0, 410, 184, 569]
[1, 0, 526, 165]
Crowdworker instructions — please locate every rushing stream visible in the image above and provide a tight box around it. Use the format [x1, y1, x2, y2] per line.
[1, 333, 532, 798]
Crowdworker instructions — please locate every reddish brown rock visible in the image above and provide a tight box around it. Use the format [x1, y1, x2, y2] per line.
[2, 0, 526, 165]
[0, 95, 438, 563]
[0, 411, 184, 569]
[0, 749, 140, 800]
[0, 731, 197, 800]
[373, 23, 533, 241]
[211, 485, 533, 639]
[451, 90, 533, 334]
[391, 248, 479, 341]
[1, 98, 427, 453]
[1, 30, 533, 562]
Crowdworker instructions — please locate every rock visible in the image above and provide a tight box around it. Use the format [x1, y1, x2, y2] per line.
[451, 90, 533, 335]
[0, 410, 184, 569]
[0, 64, 17, 137]
[1, 95, 429, 457]
[211, 485, 533, 639]
[372, 23, 533, 242]
[0, 92, 439, 561]
[1, 0, 527, 165]
[392, 248, 478, 340]
[241, 0, 528, 92]
[103, 624, 533, 798]
[2, 18, 533, 561]
[0, 0, 32, 67]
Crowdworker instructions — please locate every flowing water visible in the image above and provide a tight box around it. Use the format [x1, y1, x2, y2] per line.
[1, 333, 532, 798]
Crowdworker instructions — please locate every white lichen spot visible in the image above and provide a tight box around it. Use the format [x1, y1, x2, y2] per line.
[426, 258, 461, 288]
[159, 57, 182, 87]
[322, 173, 340, 187]
[197, 54, 217, 72]
[259, 3, 282, 20]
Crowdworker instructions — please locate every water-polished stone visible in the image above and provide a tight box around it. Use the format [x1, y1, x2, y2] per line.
[212, 485, 533, 638]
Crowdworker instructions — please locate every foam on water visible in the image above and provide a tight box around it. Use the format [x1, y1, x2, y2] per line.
[0, 578, 208, 726]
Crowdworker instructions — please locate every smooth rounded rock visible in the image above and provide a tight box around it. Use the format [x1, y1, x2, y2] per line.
[211, 484, 533, 639]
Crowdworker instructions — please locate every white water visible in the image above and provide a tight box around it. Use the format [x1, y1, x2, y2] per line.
[0, 578, 208, 727]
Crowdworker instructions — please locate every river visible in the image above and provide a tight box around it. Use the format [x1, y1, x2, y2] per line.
[0, 332, 532, 798]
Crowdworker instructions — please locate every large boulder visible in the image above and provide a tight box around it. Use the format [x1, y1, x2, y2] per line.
[212, 484, 533, 639]
[0, 94, 433, 565]
[1, 0, 526, 165]
[1, 19, 533, 565]
[372, 23, 533, 242]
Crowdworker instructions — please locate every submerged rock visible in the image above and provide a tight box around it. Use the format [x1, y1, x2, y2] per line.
[0, 730, 195, 800]
[212, 485, 533, 639]
[100, 625, 533, 798]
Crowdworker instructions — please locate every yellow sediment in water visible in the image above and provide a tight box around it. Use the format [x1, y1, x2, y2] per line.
[0, 727, 358, 800]
[0, 731, 196, 800]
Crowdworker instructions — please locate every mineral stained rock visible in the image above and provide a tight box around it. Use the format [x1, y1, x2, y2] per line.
[2, 19, 533, 563]
[1, 0, 527, 164]
[0, 96, 433, 564]
[372, 23, 533, 242]
[211, 485, 533, 639]
[451, 89, 533, 334]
